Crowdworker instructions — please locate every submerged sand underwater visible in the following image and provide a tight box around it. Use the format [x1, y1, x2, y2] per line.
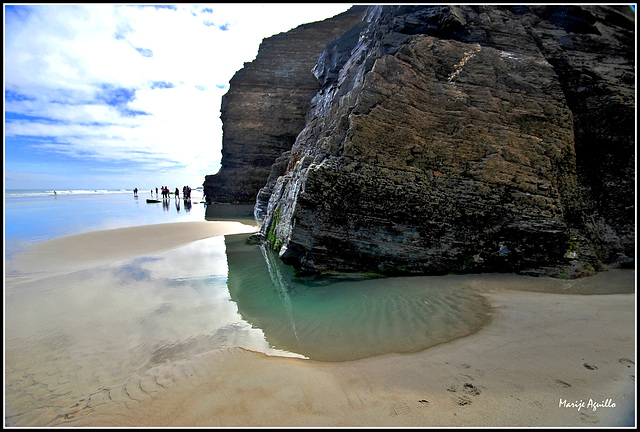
[4, 221, 636, 427]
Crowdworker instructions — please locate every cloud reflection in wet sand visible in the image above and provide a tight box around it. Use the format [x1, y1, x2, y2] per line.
[5, 231, 493, 426]
[4, 235, 288, 427]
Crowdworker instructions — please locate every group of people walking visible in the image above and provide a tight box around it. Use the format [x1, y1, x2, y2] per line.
[155, 186, 176, 199]
[147, 185, 194, 200]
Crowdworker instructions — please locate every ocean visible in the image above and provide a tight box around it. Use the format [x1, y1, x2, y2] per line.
[4, 188, 491, 426]
[4, 188, 207, 259]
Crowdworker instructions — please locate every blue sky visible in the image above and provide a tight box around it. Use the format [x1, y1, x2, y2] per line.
[4, 4, 353, 190]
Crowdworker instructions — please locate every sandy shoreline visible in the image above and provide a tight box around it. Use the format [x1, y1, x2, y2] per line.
[7, 221, 259, 275]
[6, 221, 636, 427]
[50, 290, 635, 428]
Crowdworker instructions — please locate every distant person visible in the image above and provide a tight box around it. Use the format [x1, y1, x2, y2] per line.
[175, 187, 179, 199]
[53, 191, 57, 196]
[156, 187, 159, 197]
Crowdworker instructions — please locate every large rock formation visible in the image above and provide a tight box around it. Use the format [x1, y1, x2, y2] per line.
[203, 6, 368, 204]
[210, 5, 635, 278]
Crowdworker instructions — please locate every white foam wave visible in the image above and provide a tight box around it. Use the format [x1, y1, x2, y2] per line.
[5, 189, 133, 198]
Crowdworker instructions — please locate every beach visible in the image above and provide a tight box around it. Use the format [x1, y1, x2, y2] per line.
[5, 215, 635, 428]
[7, 221, 259, 275]
[49, 291, 636, 428]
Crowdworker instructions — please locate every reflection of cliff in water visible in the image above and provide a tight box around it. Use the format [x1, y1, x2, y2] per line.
[205, 204, 256, 226]
[224, 233, 491, 362]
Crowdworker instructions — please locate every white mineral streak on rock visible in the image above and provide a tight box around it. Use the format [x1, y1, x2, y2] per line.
[448, 44, 481, 83]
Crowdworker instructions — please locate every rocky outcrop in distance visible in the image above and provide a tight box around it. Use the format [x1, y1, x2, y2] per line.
[207, 5, 635, 278]
[203, 6, 368, 204]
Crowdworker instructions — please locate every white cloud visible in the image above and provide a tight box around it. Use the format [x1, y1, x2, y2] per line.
[4, 4, 354, 188]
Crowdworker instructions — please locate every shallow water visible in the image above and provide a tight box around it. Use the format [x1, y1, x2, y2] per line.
[225, 234, 491, 362]
[4, 189, 207, 259]
[5, 235, 281, 426]
[5, 231, 493, 425]
[5, 192, 632, 426]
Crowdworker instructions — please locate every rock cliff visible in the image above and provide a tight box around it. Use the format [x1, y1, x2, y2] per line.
[203, 6, 368, 203]
[209, 5, 635, 277]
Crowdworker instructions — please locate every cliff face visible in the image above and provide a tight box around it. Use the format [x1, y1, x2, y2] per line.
[203, 6, 368, 204]
[214, 5, 635, 277]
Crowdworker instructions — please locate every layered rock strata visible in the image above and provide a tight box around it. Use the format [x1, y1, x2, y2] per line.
[203, 6, 368, 204]
[220, 5, 636, 277]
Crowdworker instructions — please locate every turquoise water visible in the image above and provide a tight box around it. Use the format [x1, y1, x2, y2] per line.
[225, 234, 490, 362]
[4, 190, 491, 426]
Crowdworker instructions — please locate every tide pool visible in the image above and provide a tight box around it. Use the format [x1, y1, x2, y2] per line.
[4, 191, 491, 426]
[225, 234, 490, 362]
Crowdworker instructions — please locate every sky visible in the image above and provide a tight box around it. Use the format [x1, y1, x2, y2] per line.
[4, 3, 354, 190]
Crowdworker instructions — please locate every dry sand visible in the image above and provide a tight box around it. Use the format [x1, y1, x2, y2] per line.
[10, 222, 636, 427]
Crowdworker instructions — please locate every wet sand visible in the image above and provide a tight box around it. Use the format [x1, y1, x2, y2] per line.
[50, 291, 635, 427]
[7, 221, 258, 276]
[7, 222, 636, 427]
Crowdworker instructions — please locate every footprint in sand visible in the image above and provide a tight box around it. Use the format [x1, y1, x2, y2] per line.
[583, 363, 598, 370]
[450, 382, 480, 406]
[390, 401, 411, 416]
[463, 383, 481, 396]
[555, 379, 572, 388]
[453, 395, 472, 406]
[619, 358, 634, 368]
[580, 412, 599, 424]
